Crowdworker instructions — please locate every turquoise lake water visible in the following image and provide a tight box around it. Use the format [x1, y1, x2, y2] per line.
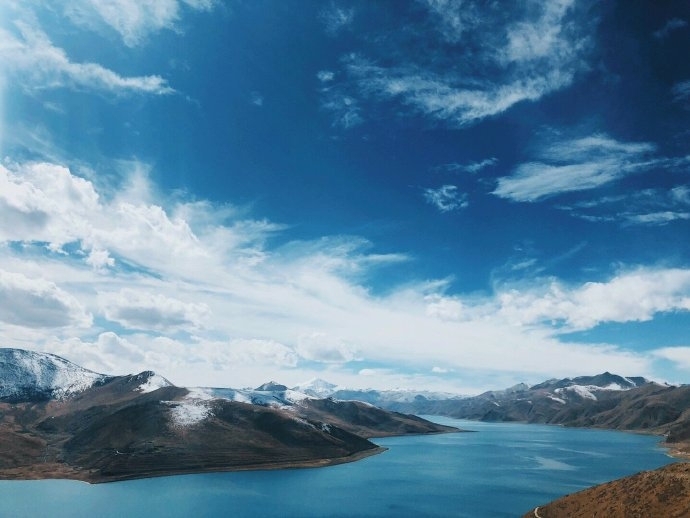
[0, 417, 674, 517]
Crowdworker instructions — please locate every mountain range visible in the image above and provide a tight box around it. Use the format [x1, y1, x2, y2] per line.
[4, 346, 690, 514]
[0, 348, 456, 483]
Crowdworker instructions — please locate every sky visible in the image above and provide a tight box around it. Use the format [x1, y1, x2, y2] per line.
[1, 1, 690, 394]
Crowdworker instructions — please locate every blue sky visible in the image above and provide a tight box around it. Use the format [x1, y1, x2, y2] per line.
[1, 0, 690, 393]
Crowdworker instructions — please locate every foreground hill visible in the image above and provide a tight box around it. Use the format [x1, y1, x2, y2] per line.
[523, 462, 690, 518]
[0, 348, 457, 483]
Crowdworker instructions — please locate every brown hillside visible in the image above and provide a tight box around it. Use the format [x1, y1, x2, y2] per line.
[523, 462, 690, 518]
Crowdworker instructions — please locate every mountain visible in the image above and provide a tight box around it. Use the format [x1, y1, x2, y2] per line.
[291, 378, 465, 409]
[391, 372, 663, 423]
[523, 462, 690, 518]
[0, 348, 457, 483]
[292, 378, 338, 398]
[0, 348, 111, 402]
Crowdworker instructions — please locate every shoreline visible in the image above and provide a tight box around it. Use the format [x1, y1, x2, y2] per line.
[0, 446, 389, 485]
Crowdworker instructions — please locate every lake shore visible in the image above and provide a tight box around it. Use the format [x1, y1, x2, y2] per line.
[0, 447, 389, 484]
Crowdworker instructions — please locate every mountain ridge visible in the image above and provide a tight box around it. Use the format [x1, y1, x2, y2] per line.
[0, 348, 457, 483]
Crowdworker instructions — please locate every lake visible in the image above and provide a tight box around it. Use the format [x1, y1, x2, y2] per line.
[0, 417, 674, 517]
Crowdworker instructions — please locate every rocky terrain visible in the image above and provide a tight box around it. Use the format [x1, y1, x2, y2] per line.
[0, 348, 457, 483]
[388, 372, 690, 453]
[523, 462, 690, 518]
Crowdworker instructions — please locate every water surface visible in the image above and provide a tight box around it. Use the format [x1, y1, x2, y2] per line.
[0, 417, 673, 517]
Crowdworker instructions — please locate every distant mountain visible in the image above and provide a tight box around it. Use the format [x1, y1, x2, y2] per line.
[290, 378, 465, 409]
[392, 372, 690, 458]
[0, 348, 457, 483]
[292, 378, 338, 398]
[390, 371, 663, 422]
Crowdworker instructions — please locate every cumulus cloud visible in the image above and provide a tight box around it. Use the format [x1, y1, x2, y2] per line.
[0, 23, 173, 95]
[100, 288, 210, 331]
[424, 185, 468, 212]
[297, 332, 358, 363]
[493, 134, 658, 202]
[227, 339, 299, 368]
[490, 268, 690, 331]
[0, 162, 100, 247]
[0, 269, 91, 328]
[0, 157, 682, 388]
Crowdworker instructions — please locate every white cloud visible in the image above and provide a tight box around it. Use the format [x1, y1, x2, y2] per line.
[0, 157, 683, 389]
[560, 182, 690, 226]
[349, 60, 575, 127]
[624, 211, 690, 225]
[327, 0, 592, 127]
[250, 91, 264, 106]
[653, 18, 688, 39]
[64, 0, 215, 47]
[321, 93, 363, 129]
[0, 23, 173, 95]
[297, 332, 359, 364]
[490, 268, 690, 331]
[86, 248, 115, 271]
[100, 289, 210, 331]
[317, 70, 335, 82]
[673, 80, 690, 103]
[500, 0, 578, 64]
[0, 162, 100, 247]
[226, 339, 299, 368]
[422, 0, 480, 43]
[652, 347, 690, 370]
[423, 185, 468, 212]
[0, 269, 92, 328]
[320, 3, 354, 35]
[493, 134, 657, 202]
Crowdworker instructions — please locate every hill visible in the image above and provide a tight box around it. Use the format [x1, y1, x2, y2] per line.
[523, 462, 690, 518]
[0, 348, 457, 483]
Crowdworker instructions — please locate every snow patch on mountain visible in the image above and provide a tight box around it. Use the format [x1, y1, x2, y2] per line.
[165, 388, 215, 427]
[192, 385, 314, 409]
[557, 385, 598, 400]
[167, 400, 213, 427]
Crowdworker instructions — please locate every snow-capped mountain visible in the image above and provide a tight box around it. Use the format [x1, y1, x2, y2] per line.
[290, 378, 465, 408]
[135, 371, 173, 393]
[0, 348, 110, 401]
[192, 382, 312, 409]
[292, 378, 339, 398]
[397, 371, 665, 427]
[0, 348, 455, 483]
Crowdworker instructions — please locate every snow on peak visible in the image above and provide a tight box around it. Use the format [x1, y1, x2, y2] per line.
[0, 348, 107, 400]
[188, 385, 313, 409]
[136, 371, 173, 393]
[292, 378, 338, 398]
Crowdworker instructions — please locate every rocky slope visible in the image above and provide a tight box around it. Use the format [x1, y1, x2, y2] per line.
[523, 462, 690, 518]
[0, 348, 456, 483]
